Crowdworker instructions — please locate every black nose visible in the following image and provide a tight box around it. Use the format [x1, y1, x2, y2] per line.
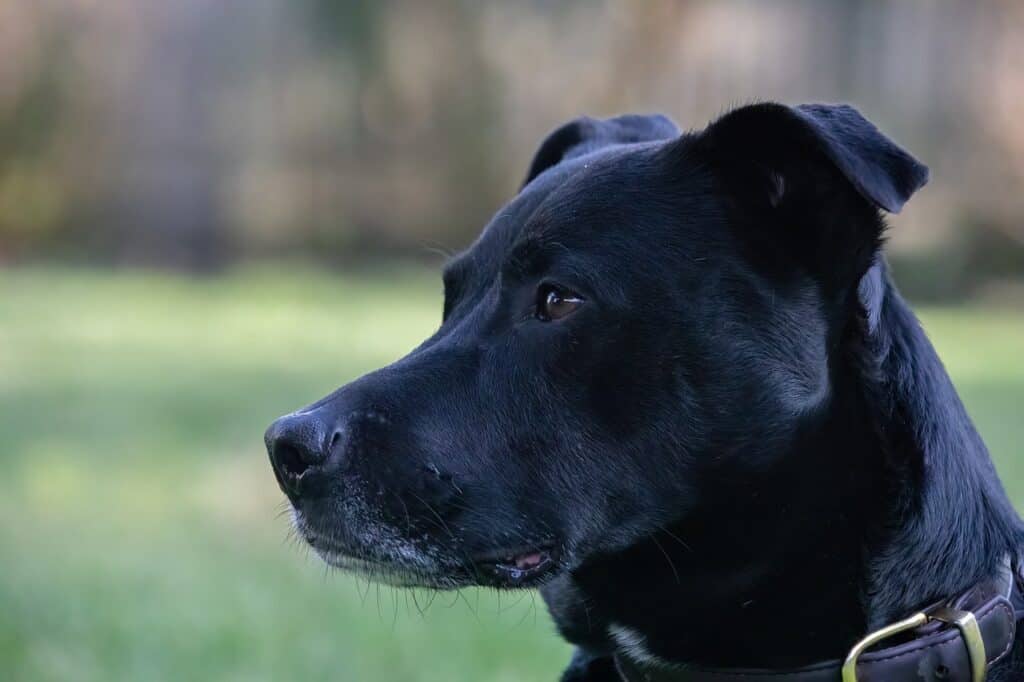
[265, 412, 336, 496]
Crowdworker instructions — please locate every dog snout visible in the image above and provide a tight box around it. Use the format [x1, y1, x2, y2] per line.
[265, 412, 341, 497]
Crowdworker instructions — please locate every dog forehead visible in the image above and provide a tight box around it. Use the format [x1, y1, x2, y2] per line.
[462, 144, 668, 274]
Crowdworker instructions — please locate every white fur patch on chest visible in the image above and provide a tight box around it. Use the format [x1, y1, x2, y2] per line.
[607, 622, 680, 669]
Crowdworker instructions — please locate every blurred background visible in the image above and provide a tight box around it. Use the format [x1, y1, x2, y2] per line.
[1, 1, 1022, 680]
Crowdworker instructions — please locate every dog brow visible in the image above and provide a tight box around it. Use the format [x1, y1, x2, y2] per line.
[503, 238, 550, 279]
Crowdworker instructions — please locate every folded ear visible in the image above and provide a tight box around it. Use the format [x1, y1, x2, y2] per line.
[699, 102, 928, 214]
[523, 113, 679, 188]
[790, 104, 928, 213]
[693, 102, 928, 293]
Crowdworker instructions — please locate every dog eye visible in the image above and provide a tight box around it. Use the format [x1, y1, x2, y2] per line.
[536, 285, 584, 321]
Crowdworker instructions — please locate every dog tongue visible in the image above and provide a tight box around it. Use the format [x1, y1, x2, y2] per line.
[514, 552, 544, 570]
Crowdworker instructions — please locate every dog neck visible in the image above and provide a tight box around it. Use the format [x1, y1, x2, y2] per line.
[570, 260, 1022, 669]
[855, 261, 1022, 627]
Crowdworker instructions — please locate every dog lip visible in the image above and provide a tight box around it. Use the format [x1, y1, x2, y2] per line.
[471, 544, 560, 586]
[300, 528, 353, 557]
[471, 542, 555, 563]
[303, 527, 562, 587]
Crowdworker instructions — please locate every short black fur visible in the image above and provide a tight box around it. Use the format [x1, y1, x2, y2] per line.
[265, 102, 1024, 681]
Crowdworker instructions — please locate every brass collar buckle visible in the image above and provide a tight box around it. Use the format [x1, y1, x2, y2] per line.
[841, 607, 987, 682]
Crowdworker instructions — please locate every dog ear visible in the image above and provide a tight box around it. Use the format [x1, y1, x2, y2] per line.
[695, 102, 928, 289]
[523, 114, 679, 188]
[699, 102, 928, 213]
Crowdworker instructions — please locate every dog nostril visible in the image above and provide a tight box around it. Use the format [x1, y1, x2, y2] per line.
[330, 429, 343, 451]
[274, 443, 307, 480]
[266, 413, 332, 492]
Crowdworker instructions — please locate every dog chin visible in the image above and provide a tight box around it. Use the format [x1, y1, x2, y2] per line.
[312, 547, 468, 589]
[291, 509, 468, 589]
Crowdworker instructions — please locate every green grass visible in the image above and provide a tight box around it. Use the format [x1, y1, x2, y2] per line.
[1, 266, 1022, 681]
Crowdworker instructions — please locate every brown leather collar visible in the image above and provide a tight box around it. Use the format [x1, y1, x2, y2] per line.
[615, 560, 1023, 682]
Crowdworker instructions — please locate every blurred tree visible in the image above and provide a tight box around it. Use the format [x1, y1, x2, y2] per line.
[0, 31, 67, 260]
[0, 0, 1020, 298]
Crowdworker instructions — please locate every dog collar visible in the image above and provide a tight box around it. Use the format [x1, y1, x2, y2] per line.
[615, 559, 1024, 682]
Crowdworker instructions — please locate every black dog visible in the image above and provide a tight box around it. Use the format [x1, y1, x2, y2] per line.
[266, 102, 1024, 681]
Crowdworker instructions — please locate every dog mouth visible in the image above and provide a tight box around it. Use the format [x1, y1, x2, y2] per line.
[308, 533, 560, 588]
[294, 510, 561, 588]
[472, 545, 560, 587]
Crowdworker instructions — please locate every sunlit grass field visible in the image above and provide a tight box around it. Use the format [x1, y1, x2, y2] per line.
[1, 266, 1022, 681]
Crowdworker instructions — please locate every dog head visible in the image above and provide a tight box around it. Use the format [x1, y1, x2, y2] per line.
[265, 103, 927, 589]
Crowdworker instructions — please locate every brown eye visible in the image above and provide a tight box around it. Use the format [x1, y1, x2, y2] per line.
[537, 285, 584, 321]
